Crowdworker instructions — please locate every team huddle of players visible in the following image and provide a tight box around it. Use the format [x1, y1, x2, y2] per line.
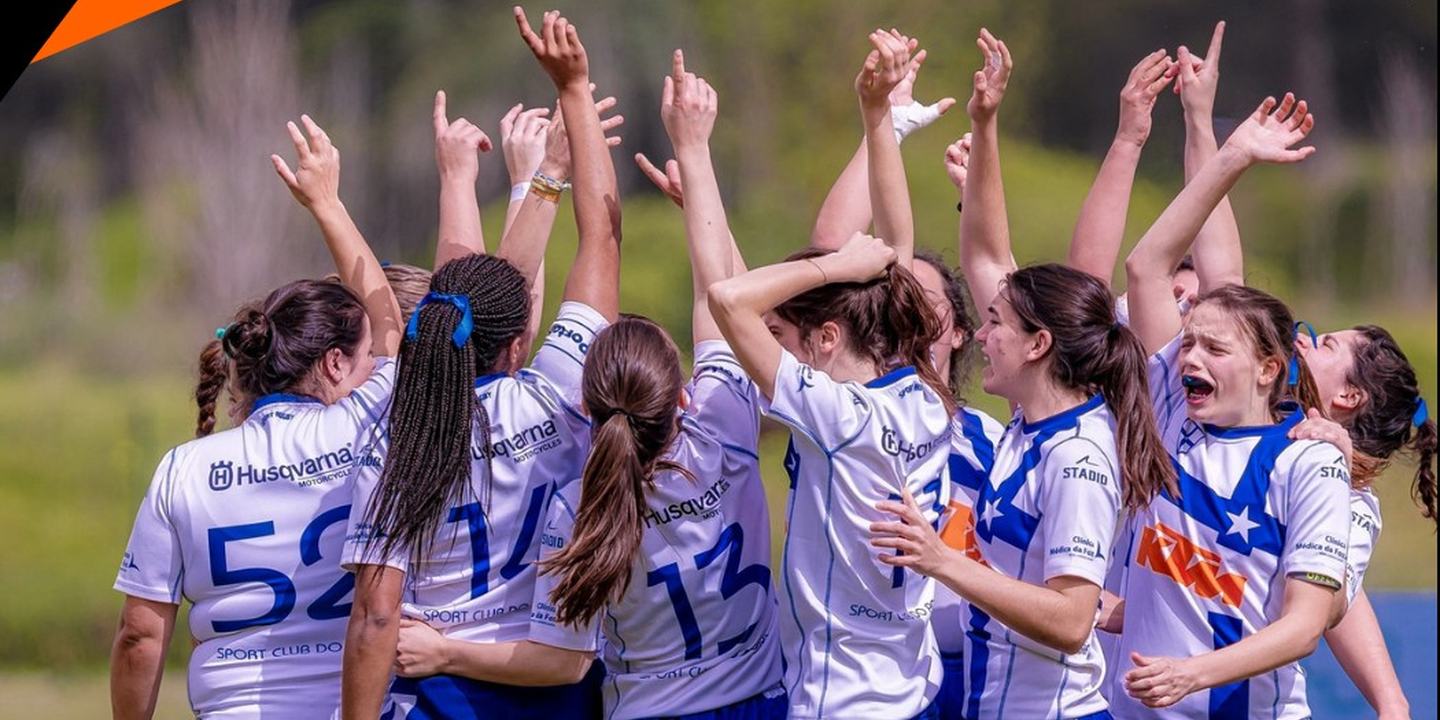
[109, 8, 1435, 720]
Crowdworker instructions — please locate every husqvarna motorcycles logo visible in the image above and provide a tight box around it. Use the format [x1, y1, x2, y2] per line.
[209, 460, 235, 491]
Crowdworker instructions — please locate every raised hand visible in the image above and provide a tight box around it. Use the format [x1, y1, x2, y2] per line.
[1176, 21, 1226, 120]
[536, 92, 624, 184]
[660, 49, 718, 152]
[856, 29, 915, 113]
[967, 28, 1012, 124]
[889, 47, 956, 143]
[1116, 49, 1177, 147]
[271, 114, 341, 210]
[1224, 93, 1316, 165]
[433, 90, 494, 185]
[514, 7, 589, 90]
[635, 153, 684, 208]
[943, 132, 974, 193]
[829, 231, 897, 283]
[1289, 407, 1355, 469]
[499, 102, 552, 185]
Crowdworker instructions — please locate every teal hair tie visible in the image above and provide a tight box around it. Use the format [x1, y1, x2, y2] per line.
[215, 326, 228, 340]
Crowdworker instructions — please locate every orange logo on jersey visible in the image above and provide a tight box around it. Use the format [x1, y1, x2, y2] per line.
[1136, 523, 1246, 607]
[938, 501, 987, 566]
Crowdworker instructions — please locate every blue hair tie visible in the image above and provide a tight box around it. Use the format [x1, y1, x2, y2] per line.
[1415, 398, 1429, 428]
[406, 292, 474, 348]
[1287, 320, 1317, 387]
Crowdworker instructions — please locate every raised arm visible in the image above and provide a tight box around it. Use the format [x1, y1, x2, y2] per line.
[393, 619, 593, 687]
[109, 596, 177, 720]
[857, 29, 916, 268]
[958, 28, 1016, 314]
[271, 115, 402, 357]
[433, 90, 494, 268]
[498, 102, 553, 238]
[635, 153, 747, 279]
[709, 233, 895, 399]
[662, 50, 736, 345]
[1177, 22, 1245, 291]
[1125, 93, 1314, 354]
[516, 7, 620, 321]
[811, 48, 954, 251]
[1067, 49, 1175, 285]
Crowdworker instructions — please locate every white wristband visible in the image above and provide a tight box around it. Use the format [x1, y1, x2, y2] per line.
[509, 182, 529, 203]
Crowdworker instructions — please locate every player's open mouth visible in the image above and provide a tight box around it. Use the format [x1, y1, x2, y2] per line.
[1182, 375, 1214, 404]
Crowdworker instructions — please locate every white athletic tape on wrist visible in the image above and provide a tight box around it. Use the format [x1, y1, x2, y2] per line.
[892, 101, 944, 144]
[509, 182, 530, 203]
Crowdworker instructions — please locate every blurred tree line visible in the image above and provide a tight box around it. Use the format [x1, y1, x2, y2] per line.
[0, 0, 1434, 366]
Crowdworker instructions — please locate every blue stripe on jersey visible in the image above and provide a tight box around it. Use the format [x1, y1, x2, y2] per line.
[720, 441, 760, 461]
[963, 605, 993, 720]
[550, 483, 577, 520]
[1207, 613, 1247, 719]
[473, 373, 507, 388]
[251, 393, 322, 412]
[867, 365, 918, 388]
[1164, 408, 1304, 557]
[973, 395, 1103, 551]
[958, 409, 997, 479]
[779, 437, 807, 700]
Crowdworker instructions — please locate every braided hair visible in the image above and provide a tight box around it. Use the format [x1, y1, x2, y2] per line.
[366, 254, 531, 569]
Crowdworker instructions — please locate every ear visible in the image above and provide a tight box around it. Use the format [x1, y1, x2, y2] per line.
[506, 334, 528, 372]
[1257, 355, 1283, 388]
[950, 328, 966, 352]
[677, 387, 691, 411]
[1333, 384, 1367, 414]
[1025, 328, 1053, 362]
[816, 321, 844, 355]
[320, 347, 348, 386]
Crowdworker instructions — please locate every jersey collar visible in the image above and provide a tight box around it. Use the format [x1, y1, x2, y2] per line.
[474, 372, 508, 389]
[251, 393, 323, 413]
[1203, 401, 1305, 439]
[1020, 392, 1105, 434]
[865, 365, 917, 388]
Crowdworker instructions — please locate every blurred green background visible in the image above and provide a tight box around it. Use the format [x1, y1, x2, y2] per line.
[0, 0, 1433, 716]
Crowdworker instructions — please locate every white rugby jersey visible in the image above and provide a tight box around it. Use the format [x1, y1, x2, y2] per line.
[115, 358, 395, 719]
[957, 394, 1122, 720]
[932, 406, 1005, 653]
[1345, 488, 1381, 606]
[763, 350, 951, 720]
[1109, 334, 1350, 720]
[344, 302, 604, 645]
[530, 340, 782, 720]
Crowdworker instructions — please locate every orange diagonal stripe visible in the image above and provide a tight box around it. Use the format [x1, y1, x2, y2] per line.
[32, 0, 188, 64]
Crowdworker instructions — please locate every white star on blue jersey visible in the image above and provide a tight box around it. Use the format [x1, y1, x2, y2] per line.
[1225, 506, 1261, 544]
[980, 498, 1004, 528]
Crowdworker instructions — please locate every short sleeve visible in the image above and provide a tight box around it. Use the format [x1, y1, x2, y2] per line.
[114, 449, 186, 604]
[1343, 490, 1382, 605]
[1037, 437, 1122, 586]
[528, 485, 599, 652]
[761, 349, 871, 452]
[328, 357, 397, 433]
[1147, 333, 1185, 436]
[342, 433, 408, 573]
[686, 340, 760, 452]
[527, 302, 609, 407]
[1281, 443, 1351, 588]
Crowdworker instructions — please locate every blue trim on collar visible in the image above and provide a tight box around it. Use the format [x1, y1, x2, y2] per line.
[1204, 402, 1304, 439]
[251, 393, 322, 412]
[865, 365, 917, 388]
[473, 372, 509, 389]
[1019, 393, 1104, 434]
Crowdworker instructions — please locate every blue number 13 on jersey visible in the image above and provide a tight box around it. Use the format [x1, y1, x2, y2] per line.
[646, 522, 770, 660]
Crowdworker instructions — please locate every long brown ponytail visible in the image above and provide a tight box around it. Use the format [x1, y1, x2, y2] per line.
[775, 247, 955, 416]
[1004, 264, 1176, 510]
[542, 317, 692, 626]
